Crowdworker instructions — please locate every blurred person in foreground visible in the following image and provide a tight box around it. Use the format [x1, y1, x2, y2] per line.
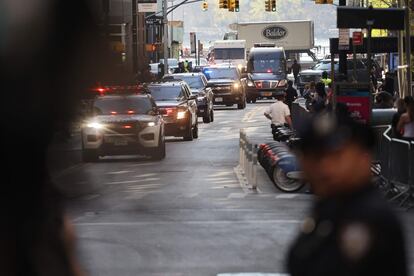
[287, 106, 408, 276]
[0, 0, 112, 275]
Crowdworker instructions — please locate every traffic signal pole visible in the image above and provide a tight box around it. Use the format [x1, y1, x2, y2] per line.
[163, 0, 169, 75]
[338, 0, 347, 80]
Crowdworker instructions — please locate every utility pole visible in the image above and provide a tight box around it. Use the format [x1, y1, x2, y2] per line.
[132, 0, 138, 74]
[338, 0, 347, 81]
[404, 0, 412, 96]
[163, 0, 169, 75]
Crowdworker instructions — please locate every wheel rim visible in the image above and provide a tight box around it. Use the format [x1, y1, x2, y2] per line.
[273, 167, 302, 192]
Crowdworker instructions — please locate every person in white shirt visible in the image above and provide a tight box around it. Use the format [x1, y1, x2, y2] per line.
[264, 93, 292, 128]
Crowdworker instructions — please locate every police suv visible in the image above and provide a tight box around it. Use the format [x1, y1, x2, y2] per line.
[81, 92, 165, 161]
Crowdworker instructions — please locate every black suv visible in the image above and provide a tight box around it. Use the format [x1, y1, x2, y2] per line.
[162, 73, 214, 123]
[202, 66, 246, 109]
[145, 81, 199, 141]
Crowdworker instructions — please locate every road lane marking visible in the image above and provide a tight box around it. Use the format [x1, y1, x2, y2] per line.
[134, 173, 158, 177]
[106, 178, 161, 185]
[275, 194, 298, 199]
[105, 170, 133, 175]
[74, 219, 301, 226]
[218, 273, 289, 276]
[228, 193, 246, 199]
[105, 180, 144, 185]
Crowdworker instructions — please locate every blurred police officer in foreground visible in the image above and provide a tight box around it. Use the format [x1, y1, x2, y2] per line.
[1, 0, 110, 275]
[287, 106, 408, 276]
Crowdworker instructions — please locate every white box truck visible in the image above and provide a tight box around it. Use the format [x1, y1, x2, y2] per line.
[235, 20, 314, 52]
[212, 40, 246, 68]
[234, 20, 316, 69]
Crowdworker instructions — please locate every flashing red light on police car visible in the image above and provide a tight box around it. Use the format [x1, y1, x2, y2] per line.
[123, 125, 132, 129]
[127, 110, 135, 114]
[266, 69, 272, 73]
[165, 108, 175, 116]
[110, 111, 117, 115]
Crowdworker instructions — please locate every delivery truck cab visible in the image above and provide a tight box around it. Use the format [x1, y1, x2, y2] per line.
[244, 44, 288, 103]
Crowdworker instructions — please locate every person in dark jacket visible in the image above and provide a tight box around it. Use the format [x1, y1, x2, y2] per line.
[285, 80, 298, 110]
[291, 59, 301, 84]
[287, 107, 408, 276]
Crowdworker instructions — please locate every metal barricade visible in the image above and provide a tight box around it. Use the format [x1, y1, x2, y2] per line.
[238, 129, 258, 190]
[388, 137, 412, 207]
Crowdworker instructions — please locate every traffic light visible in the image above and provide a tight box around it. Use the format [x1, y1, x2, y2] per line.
[202, 1, 208, 11]
[315, 0, 333, 4]
[271, 0, 276, 11]
[228, 0, 235, 11]
[219, 0, 228, 9]
[235, 0, 240, 12]
[265, 0, 271, 11]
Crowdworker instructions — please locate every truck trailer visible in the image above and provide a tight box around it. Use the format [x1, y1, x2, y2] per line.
[235, 20, 314, 53]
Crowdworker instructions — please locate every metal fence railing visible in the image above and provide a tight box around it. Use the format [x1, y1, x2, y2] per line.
[238, 129, 258, 190]
[377, 127, 414, 209]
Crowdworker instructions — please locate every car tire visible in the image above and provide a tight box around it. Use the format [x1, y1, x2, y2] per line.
[237, 100, 246, 109]
[203, 111, 211, 123]
[252, 98, 257, 103]
[183, 117, 194, 141]
[210, 110, 214, 122]
[192, 122, 199, 139]
[82, 149, 99, 162]
[151, 138, 166, 161]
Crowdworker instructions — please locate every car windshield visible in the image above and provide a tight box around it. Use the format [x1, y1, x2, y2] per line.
[214, 48, 245, 60]
[160, 59, 179, 68]
[313, 62, 338, 71]
[248, 53, 284, 74]
[203, 68, 238, 80]
[173, 76, 204, 89]
[147, 86, 183, 101]
[93, 97, 153, 115]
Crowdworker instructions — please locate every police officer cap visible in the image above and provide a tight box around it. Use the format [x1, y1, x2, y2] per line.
[296, 104, 376, 153]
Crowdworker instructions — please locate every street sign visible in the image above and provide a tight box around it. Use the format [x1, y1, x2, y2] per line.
[145, 16, 163, 25]
[138, 3, 157, 12]
[337, 7, 405, 30]
[338, 29, 350, 50]
[352, 31, 363, 46]
[190, 32, 196, 54]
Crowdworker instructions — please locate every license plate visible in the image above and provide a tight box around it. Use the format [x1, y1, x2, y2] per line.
[106, 137, 128, 146]
[261, 92, 272, 97]
[215, 97, 223, 102]
[114, 139, 128, 146]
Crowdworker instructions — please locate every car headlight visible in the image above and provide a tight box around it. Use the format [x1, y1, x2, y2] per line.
[177, 111, 186, 120]
[86, 122, 104, 129]
[247, 80, 254, 87]
[237, 64, 243, 70]
[278, 79, 287, 87]
[147, 122, 156, 127]
[233, 82, 240, 89]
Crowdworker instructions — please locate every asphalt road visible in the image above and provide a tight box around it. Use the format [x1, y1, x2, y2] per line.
[52, 102, 414, 276]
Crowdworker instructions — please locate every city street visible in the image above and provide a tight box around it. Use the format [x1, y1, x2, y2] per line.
[52, 103, 414, 276]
